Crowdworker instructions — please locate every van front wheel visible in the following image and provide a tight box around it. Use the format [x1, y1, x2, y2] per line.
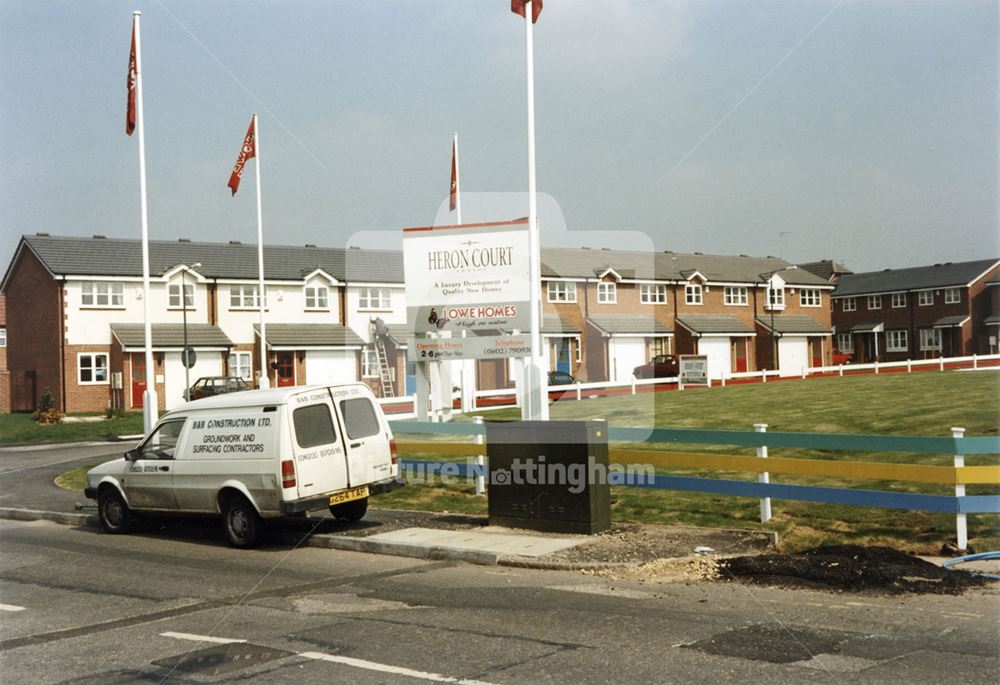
[98, 488, 133, 534]
[330, 497, 368, 523]
[223, 498, 261, 548]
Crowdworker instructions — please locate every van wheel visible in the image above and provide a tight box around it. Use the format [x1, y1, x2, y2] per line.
[98, 488, 133, 534]
[330, 497, 368, 523]
[222, 497, 261, 548]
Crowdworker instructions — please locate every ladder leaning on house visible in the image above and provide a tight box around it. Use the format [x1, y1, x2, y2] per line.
[372, 335, 395, 398]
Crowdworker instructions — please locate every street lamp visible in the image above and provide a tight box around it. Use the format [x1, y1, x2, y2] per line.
[758, 265, 797, 373]
[182, 262, 201, 402]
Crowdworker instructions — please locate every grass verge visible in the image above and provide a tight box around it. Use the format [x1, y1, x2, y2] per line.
[0, 412, 144, 446]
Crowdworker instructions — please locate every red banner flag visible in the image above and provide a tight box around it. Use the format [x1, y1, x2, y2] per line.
[126, 23, 137, 136]
[450, 139, 458, 211]
[512, 0, 542, 23]
[227, 117, 256, 196]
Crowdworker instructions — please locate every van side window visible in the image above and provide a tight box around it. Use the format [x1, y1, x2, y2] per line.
[340, 398, 380, 439]
[136, 420, 185, 460]
[293, 404, 338, 449]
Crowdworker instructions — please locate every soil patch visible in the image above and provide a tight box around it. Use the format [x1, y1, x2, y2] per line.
[718, 544, 992, 595]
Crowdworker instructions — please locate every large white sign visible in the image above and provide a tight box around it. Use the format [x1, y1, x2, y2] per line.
[679, 355, 709, 387]
[403, 219, 531, 335]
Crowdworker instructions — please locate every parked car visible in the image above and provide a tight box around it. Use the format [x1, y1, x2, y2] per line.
[85, 383, 403, 548]
[832, 351, 853, 365]
[632, 354, 680, 379]
[186, 376, 249, 402]
[547, 370, 577, 386]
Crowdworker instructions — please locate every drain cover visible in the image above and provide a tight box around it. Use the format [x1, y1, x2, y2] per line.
[683, 624, 859, 664]
[153, 643, 292, 677]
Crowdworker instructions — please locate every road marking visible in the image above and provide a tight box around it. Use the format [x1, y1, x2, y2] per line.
[160, 631, 246, 644]
[0, 604, 26, 612]
[299, 651, 498, 685]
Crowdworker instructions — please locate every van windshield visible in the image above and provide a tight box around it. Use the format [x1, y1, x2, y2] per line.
[340, 398, 380, 439]
[293, 404, 338, 448]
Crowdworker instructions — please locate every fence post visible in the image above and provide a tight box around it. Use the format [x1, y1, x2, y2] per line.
[874, 360, 879, 375]
[754, 423, 772, 523]
[762, 369, 767, 384]
[801, 366, 806, 379]
[973, 354, 978, 370]
[907, 359, 912, 373]
[721, 376, 726, 387]
[838, 364, 843, 377]
[631, 375, 636, 396]
[952, 426, 967, 550]
[474, 416, 485, 496]
[940, 356, 944, 372]
[576, 382, 582, 401]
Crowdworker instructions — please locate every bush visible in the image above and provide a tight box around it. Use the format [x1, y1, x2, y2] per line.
[104, 406, 128, 420]
[33, 389, 63, 425]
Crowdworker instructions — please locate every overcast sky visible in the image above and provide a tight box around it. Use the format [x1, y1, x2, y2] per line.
[1, 0, 997, 275]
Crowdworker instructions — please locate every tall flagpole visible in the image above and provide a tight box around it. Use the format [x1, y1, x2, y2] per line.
[254, 113, 270, 389]
[134, 11, 158, 433]
[523, 1, 548, 420]
[453, 132, 462, 225]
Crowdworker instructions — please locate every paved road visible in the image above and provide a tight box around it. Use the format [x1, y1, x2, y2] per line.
[1, 518, 998, 684]
[0, 442, 126, 512]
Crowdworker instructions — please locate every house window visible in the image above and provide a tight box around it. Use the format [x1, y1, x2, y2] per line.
[685, 284, 702, 305]
[358, 287, 391, 310]
[724, 286, 747, 306]
[887, 330, 908, 352]
[0, 327, 5, 347]
[640, 284, 667, 304]
[229, 285, 265, 308]
[597, 282, 616, 304]
[547, 282, 577, 303]
[867, 295, 882, 310]
[842, 297, 856, 312]
[891, 293, 906, 308]
[81, 282, 124, 307]
[800, 289, 821, 307]
[837, 333, 853, 353]
[362, 348, 379, 378]
[944, 288, 960, 304]
[918, 291, 933, 306]
[919, 328, 942, 351]
[228, 352, 252, 380]
[305, 286, 329, 309]
[649, 337, 670, 356]
[168, 283, 194, 308]
[78, 353, 109, 384]
[766, 285, 784, 310]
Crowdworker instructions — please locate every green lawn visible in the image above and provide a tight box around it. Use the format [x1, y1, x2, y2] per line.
[0, 412, 144, 445]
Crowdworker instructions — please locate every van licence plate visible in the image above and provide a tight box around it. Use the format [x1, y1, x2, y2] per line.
[329, 486, 369, 506]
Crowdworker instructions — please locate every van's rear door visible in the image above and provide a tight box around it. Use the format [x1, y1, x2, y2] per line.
[289, 390, 349, 498]
[332, 388, 393, 487]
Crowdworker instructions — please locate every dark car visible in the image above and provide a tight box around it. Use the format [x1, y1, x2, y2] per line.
[547, 370, 577, 386]
[632, 354, 680, 379]
[186, 376, 250, 401]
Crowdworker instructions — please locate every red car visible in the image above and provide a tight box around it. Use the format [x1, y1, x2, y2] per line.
[633, 354, 680, 379]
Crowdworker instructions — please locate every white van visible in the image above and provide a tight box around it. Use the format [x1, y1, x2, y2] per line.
[84, 383, 401, 547]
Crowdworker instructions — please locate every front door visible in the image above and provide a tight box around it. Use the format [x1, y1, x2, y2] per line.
[131, 353, 147, 408]
[810, 338, 823, 367]
[555, 338, 571, 374]
[275, 352, 295, 387]
[733, 339, 748, 373]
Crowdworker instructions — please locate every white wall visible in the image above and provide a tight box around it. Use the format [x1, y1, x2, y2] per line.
[698, 337, 732, 380]
[778, 337, 809, 377]
[216, 281, 343, 345]
[305, 350, 357, 385]
[163, 352, 223, 410]
[345, 285, 406, 343]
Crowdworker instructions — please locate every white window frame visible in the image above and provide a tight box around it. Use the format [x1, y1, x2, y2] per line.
[918, 291, 933, 306]
[836, 333, 853, 353]
[685, 284, 703, 305]
[361, 348, 379, 378]
[919, 328, 942, 351]
[944, 288, 960, 304]
[78, 353, 109, 385]
[305, 285, 329, 310]
[597, 282, 616, 304]
[547, 281, 577, 303]
[800, 289, 821, 307]
[640, 283, 667, 304]
[724, 286, 748, 306]
[358, 287, 391, 310]
[228, 351, 252, 381]
[229, 285, 266, 309]
[891, 292, 906, 309]
[887, 329, 908, 352]
[867, 295, 882, 310]
[842, 297, 856, 312]
[766, 285, 785, 310]
[0, 327, 6, 347]
[81, 281, 124, 308]
[168, 283, 195, 308]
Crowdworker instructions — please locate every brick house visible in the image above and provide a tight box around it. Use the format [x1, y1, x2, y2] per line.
[0, 293, 9, 412]
[987, 274, 1000, 354]
[830, 259, 1000, 362]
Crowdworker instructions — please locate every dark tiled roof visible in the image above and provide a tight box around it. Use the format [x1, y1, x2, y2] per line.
[933, 315, 970, 328]
[797, 260, 853, 281]
[832, 259, 1000, 297]
[755, 315, 831, 335]
[586, 315, 671, 336]
[542, 315, 581, 335]
[253, 324, 365, 348]
[675, 315, 754, 335]
[111, 324, 232, 348]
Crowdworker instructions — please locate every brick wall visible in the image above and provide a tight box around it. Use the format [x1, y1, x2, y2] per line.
[64, 344, 112, 413]
[0, 293, 8, 412]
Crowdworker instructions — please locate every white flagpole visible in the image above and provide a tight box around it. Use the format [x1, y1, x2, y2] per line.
[134, 11, 158, 433]
[454, 132, 462, 226]
[254, 113, 270, 389]
[523, 2, 548, 420]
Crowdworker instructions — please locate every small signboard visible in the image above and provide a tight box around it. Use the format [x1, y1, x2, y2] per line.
[679, 355, 709, 388]
[181, 346, 197, 369]
[408, 335, 531, 362]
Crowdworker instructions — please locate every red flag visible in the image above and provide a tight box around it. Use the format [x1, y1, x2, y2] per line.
[126, 23, 137, 136]
[512, 0, 542, 23]
[227, 117, 256, 196]
[449, 139, 458, 211]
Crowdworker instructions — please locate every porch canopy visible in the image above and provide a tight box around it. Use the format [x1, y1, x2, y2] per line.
[932, 316, 970, 329]
[849, 321, 884, 333]
[111, 323, 233, 352]
[587, 314, 672, 337]
[253, 324, 365, 351]
[675, 315, 753, 337]
[755, 315, 831, 335]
